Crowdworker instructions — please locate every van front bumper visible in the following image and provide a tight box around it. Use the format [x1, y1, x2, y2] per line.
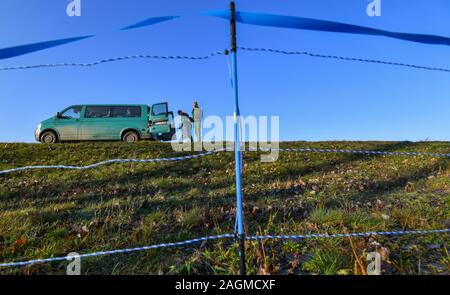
[34, 128, 41, 142]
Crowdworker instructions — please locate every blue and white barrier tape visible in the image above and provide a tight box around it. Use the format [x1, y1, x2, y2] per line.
[247, 228, 450, 241]
[3, 46, 448, 73]
[0, 234, 234, 268]
[238, 46, 450, 73]
[0, 51, 226, 71]
[1, 229, 448, 268]
[0, 150, 220, 175]
[1, 147, 449, 175]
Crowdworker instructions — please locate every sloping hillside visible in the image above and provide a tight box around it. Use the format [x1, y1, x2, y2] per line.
[0, 141, 449, 274]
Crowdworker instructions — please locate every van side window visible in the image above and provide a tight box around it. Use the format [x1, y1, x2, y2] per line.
[152, 103, 168, 116]
[85, 106, 111, 118]
[61, 106, 82, 119]
[111, 106, 141, 118]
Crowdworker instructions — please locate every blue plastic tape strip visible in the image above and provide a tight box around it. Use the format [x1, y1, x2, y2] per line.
[121, 16, 180, 30]
[204, 10, 450, 46]
[0, 36, 93, 60]
[0, 15, 178, 60]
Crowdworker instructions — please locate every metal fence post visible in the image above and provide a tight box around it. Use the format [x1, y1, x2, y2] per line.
[229, 1, 246, 275]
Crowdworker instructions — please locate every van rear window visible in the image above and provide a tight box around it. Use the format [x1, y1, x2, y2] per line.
[85, 106, 110, 118]
[111, 106, 141, 118]
[84, 106, 141, 118]
[152, 103, 168, 116]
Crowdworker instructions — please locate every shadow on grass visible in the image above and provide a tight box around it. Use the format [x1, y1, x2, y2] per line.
[244, 141, 418, 183]
[2, 141, 446, 224]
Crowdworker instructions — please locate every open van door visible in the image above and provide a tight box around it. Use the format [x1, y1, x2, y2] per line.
[149, 102, 175, 141]
[165, 111, 176, 140]
[150, 102, 168, 123]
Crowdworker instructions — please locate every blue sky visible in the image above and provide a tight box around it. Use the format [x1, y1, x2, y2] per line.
[1, 0, 449, 142]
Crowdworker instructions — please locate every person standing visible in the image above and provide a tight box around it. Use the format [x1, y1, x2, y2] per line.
[192, 101, 203, 142]
[177, 110, 193, 142]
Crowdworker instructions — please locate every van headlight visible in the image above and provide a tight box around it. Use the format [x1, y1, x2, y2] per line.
[37, 123, 42, 130]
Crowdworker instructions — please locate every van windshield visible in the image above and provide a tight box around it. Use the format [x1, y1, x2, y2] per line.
[61, 106, 82, 119]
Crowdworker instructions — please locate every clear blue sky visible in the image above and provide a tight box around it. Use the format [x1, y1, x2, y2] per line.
[1, 0, 449, 142]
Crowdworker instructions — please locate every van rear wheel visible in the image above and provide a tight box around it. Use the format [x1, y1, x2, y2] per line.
[40, 131, 58, 144]
[122, 131, 139, 143]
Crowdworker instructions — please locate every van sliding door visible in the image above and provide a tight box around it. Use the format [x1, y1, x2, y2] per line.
[80, 106, 115, 140]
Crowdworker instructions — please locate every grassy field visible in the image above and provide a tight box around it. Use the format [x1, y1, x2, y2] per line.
[0, 141, 449, 275]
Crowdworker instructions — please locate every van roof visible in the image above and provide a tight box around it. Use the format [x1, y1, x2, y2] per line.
[79, 104, 147, 107]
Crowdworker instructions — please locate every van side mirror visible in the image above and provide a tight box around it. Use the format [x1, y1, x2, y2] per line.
[56, 112, 62, 119]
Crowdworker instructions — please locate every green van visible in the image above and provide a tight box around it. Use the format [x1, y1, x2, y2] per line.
[35, 102, 175, 143]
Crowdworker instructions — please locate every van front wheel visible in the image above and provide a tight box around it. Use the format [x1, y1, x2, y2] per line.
[40, 131, 58, 144]
[122, 131, 139, 143]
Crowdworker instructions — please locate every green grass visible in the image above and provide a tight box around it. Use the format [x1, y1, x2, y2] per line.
[0, 141, 449, 275]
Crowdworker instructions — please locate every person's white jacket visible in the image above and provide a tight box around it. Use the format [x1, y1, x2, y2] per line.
[178, 115, 192, 142]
